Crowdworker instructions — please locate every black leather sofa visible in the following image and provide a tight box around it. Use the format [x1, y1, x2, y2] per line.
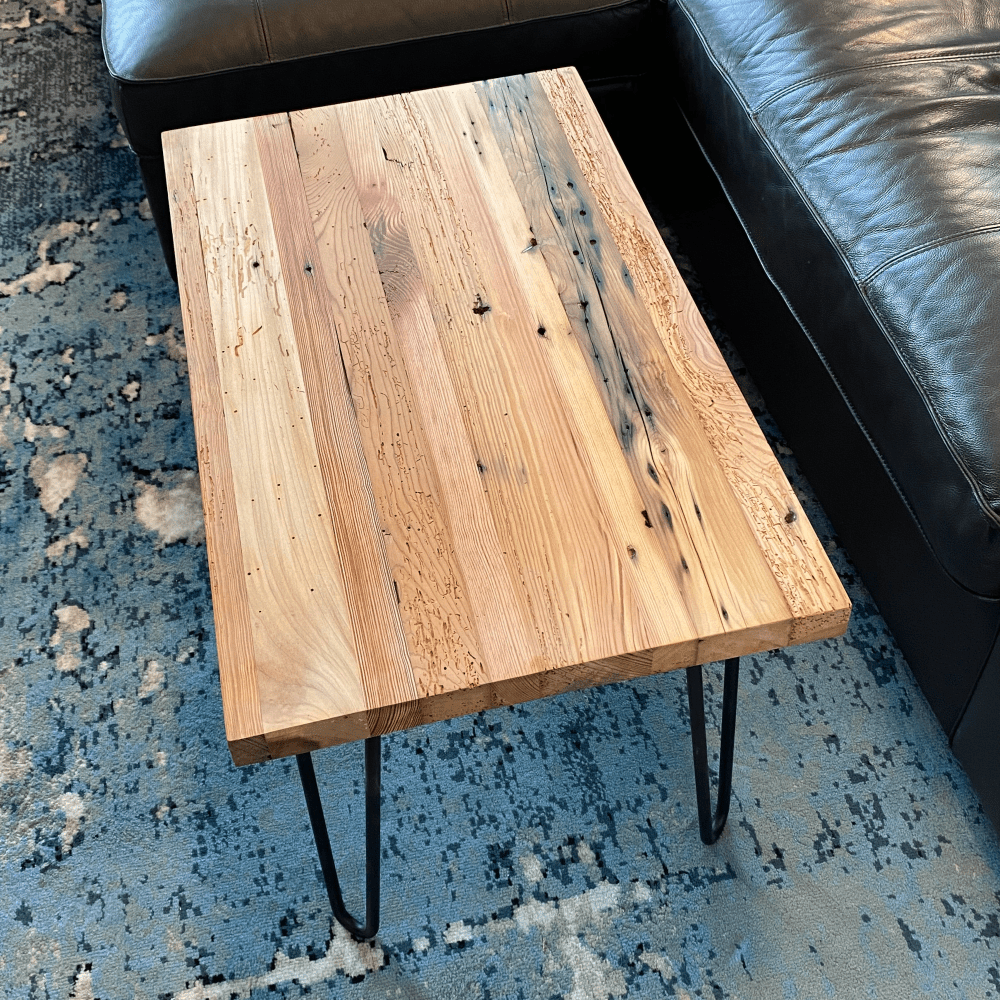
[659, 0, 1000, 835]
[101, 0, 1000, 833]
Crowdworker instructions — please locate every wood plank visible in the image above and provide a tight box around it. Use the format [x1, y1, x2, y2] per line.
[287, 103, 500, 702]
[473, 75, 795, 642]
[537, 67, 851, 646]
[171, 118, 371, 754]
[251, 114, 420, 737]
[401, 82, 707, 656]
[339, 88, 663, 673]
[163, 133, 268, 765]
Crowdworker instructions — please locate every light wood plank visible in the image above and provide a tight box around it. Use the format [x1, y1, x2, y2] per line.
[398, 82, 705, 657]
[251, 114, 420, 737]
[346, 87, 660, 672]
[472, 75, 794, 640]
[288, 103, 499, 702]
[163, 134, 267, 765]
[176, 118, 374, 752]
[537, 67, 851, 646]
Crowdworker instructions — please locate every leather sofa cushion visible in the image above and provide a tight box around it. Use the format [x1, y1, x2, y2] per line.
[667, 0, 1000, 597]
[102, 0, 627, 82]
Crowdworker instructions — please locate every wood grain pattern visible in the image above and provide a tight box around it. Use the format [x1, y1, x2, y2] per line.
[163, 135, 267, 765]
[163, 69, 850, 765]
[472, 75, 791, 641]
[342, 86, 661, 671]
[536, 68, 851, 648]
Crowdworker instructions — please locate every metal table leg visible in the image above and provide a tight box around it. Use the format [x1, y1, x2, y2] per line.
[289, 659, 736, 940]
[686, 657, 740, 845]
[296, 736, 381, 941]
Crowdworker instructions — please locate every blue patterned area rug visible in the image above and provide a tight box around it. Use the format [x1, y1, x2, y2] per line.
[2, 4, 1000, 998]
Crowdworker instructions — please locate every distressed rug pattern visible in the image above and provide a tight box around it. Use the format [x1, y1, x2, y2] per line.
[2, 3, 1000, 998]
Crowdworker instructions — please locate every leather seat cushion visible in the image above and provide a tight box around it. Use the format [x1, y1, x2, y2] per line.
[103, 0, 651, 158]
[102, 0, 631, 82]
[666, 0, 1000, 597]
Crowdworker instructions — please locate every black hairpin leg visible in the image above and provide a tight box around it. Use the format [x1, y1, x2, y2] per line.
[295, 736, 381, 941]
[686, 657, 740, 845]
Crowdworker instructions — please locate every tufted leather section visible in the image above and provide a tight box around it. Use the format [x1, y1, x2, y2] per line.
[102, 0, 623, 82]
[667, 0, 1000, 597]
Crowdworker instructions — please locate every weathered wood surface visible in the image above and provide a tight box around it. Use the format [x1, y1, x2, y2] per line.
[164, 67, 851, 765]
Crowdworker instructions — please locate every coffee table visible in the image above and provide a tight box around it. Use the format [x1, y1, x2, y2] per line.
[163, 67, 851, 941]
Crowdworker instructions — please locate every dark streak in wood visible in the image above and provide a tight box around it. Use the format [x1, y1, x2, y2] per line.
[620, 416, 633, 450]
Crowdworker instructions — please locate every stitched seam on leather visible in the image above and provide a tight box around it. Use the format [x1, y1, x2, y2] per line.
[754, 47, 1000, 115]
[251, 0, 273, 63]
[861, 223, 1000, 283]
[502, 0, 512, 25]
[673, 0, 757, 116]
[673, 0, 1000, 548]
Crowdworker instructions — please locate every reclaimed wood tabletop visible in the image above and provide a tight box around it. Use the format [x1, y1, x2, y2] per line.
[163, 68, 850, 765]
